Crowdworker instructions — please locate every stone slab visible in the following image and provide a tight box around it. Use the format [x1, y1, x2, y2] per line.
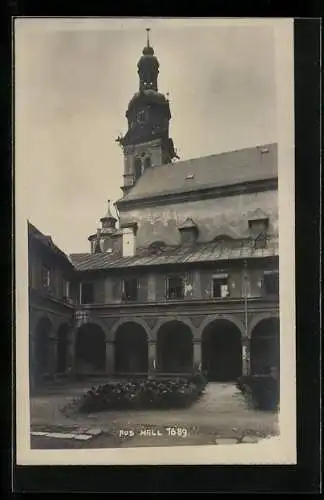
[241, 436, 259, 444]
[73, 434, 93, 441]
[86, 428, 103, 436]
[31, 431, 93, 441]
[215, 438, 238, 445]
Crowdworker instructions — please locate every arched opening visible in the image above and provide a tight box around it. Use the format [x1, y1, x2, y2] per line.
[115, 322, 148, 373]
[201, 320, 242, 382]
[75, 323, 106, 374]
[157, 321, 193, 373]
[56, 323, 70, 374]
[250, 317, 280, 375]
[34, 317, 52, 380]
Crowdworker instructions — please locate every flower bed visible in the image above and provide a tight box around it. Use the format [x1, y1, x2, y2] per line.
[236, 374, 279, 411]
[74, 374, 207, 413]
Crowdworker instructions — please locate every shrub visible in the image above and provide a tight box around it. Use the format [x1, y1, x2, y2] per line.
[236, 374, 279, 411]
[76, 376, 206, 413]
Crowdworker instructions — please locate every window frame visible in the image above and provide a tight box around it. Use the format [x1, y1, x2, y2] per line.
[165, 274, 185, 300]
[144, 156, 151, 169]
[121, 277, 139, 302]
[211, 273, 230, 299]
[134, 157, 143, 180]
[80, 281, 95, 305]
[263, 270, 279, 296]
[137, 110, 146, 124]
[41, 265, 51, 289]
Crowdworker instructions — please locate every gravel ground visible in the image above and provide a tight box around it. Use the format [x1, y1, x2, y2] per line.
[30, 381, 279, 449]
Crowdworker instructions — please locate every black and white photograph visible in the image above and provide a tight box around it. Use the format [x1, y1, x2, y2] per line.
[15, 17, 296, 465]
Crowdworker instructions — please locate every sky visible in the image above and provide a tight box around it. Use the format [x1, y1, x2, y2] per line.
[15, 18, 278, 255]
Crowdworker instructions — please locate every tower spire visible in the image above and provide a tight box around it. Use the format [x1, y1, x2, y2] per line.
[146, 27, 151, 47]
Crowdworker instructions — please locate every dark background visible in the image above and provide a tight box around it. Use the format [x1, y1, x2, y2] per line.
[1, 5, 321, 495]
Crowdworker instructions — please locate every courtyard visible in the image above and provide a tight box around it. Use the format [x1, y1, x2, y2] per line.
[30, 380, 279, 449]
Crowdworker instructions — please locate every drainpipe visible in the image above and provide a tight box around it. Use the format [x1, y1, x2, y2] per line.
[244, 259, 248, 338]
[243, 259, 250, 375]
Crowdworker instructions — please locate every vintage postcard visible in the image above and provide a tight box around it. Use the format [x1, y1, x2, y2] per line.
[15, 17, 296, 465]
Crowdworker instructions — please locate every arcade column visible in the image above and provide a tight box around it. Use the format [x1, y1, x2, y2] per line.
[148, 340, 157, 371]
[193, 340, 202, 370]
[66, 329, 76, 374]
[242, 336, 251, 376]
[105, 341, 114, 374]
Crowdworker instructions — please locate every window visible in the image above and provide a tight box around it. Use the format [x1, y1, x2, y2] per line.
[212, 273, 229, 299]
[122, 278, 138, 301]
[81, 282, 94, 304]
[166, 275, 184, 300]
[137, 110, 146, 123]
[263, 271, 279, 296]
[41, 266, 51, 288]
[134, 157, 142, 180]
[144, 157, 151, 169]
[63, 280, 70, 300]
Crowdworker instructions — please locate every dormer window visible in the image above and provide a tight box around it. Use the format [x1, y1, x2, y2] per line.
[178, 218, 199, 246]
[148, 241, 166, 256]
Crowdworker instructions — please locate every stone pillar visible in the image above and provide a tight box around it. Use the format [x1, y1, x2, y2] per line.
[242, 337, 251, 376]
[67, 331, 76, 374]
[148, 341, 157, 372]
[193, 340, 202, 370]
[105, 341, 114, 374]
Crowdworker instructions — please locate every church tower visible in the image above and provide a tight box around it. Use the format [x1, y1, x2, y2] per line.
[117, 29, 179, 194]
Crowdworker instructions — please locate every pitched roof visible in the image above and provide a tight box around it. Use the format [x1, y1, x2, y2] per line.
[28, 221, 73, 266]
[119, 143, 277, 203]
[70, 236, 278, 272]
[69, 252, 91, 263]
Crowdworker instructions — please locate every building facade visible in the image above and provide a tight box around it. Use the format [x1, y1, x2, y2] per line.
[28, 32, 280, 389]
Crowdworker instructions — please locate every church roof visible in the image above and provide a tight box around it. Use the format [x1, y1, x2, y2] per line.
[70, 236, 278, 272]
[119, 143, 277, 204]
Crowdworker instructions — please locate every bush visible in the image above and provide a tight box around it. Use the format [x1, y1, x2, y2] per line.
[236, 374, 279, 411]
[76, 376, 207, 413]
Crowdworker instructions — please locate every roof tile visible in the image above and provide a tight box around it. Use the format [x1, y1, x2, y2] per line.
[70, 237, 278, 271]
[119, 143, 277, 203]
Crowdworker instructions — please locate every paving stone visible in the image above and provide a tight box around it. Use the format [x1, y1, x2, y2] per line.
[77, 427, 89, 434]
[241, 435, 259, 444]
[86, 428, 102, 436]
[73, 434, 93, 441]
[44, 432, 77, 439]
[215, 438, 239, 445]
